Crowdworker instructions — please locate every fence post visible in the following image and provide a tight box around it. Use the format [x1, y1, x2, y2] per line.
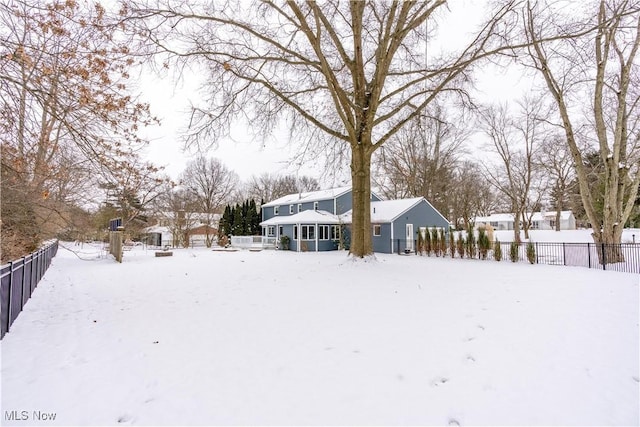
[587, 243, 591, 269]
[7, 261, 13, 333]
[563, 243, 566, 266]
[30, 252, 36, 293]
[601, 243, 606, 270]
[21, 257, 26, 309]
[535, 242, 539, 264]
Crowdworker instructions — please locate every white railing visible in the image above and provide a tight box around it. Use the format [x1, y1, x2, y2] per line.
[230, 236, 277, 249]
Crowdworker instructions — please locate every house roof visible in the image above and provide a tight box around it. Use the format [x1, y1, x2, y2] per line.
[259, 210, 344, 226]
[261, 186, 352, 208]
[370, 197, 425, 222]
[476, 211, 574, 223]
[339, 197, 436, 223]
[143, 225, 171, 234]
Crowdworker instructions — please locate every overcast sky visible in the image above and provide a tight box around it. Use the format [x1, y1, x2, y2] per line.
[136, 0, 534, 186]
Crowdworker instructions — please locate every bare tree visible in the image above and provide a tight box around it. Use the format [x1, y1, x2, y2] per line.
[124, 0, 527, 257]
[246, 173, 319, 204]
[374, 103, 468, 217]
[537, 135, 576, 231]
[0, 0, 157, 260]
[524, 0, 640, 251]
[152, 184, 200, 248]
[479, 98, 546, 242]
[450, 161, 499, 230]
[181, 157, 239, 247]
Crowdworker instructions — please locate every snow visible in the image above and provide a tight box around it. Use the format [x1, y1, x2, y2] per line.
[476, 211, 574, 223]
[260, 186, 351, 207]
[370, 198, 424, 222]
[494, 228, 640, 243]
[1, 243, 638, 426]
[259, 209, 342, 226]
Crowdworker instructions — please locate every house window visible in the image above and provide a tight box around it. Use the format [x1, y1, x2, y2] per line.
[301, 225, 315, 240]
[274, 206, 279, 216]
[279, 226, 284, 236]
[531, 221, 539, 230]
[298, 203, 302, 213]
[549, 220, 556, 229]
[318, 225, 329, 240]
[314, 201, 319, 211]
[267, 226, 275, 237]
[289, 205, 294, 214]
[331, 225, 341, 240]
[490, 221, 499, 228]
[373, 224, 381, 236]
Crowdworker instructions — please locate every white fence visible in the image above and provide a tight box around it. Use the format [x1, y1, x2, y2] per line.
[230, 236, 277, 250]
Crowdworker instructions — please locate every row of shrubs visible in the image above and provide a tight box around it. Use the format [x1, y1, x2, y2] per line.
[416, 227, 536, 264]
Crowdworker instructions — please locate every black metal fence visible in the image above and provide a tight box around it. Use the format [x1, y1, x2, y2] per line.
[1, 240, 59, 339]
[395, 239, 640, 274]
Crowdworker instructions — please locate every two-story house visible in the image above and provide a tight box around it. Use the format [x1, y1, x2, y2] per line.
[260, 186, 451, 253]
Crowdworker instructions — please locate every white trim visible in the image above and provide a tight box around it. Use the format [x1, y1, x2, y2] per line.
[289, 205, 293, 214]
[315, 223, 318, 252]
[390, 222, 394, 253]
[373, 224, 381, 236]
[318, 225, 330, 240]
[297, 203, 302, 213]
[406, 224, 414, 251]
[274, 206, 279, 216]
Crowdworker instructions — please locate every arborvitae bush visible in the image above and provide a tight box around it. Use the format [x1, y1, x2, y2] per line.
[526, 241, 536, 264]
[510, 241, 519, 263]
[477, 227, 490, 260]
[432, 228, 440, 257]
[493, 239, 502, 261]
[449, 228, 456, 258]
[425, 227, 432, 256]
[417, 229, 424, 255]
[466, 227, 477, 259]
[456, 233, 465, 258]
[439, 229, 447, 256]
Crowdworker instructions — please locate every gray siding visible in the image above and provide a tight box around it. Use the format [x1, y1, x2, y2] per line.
[335, 192, 352, 214]
[263, 205, 287, 221]
[372, 223, 393, 253]
[316, 199, 334, 212]
[391, 199, 450, 253]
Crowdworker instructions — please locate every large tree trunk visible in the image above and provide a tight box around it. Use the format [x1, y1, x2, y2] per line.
[350, 144, 373, 257]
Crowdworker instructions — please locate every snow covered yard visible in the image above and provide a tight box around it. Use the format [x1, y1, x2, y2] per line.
[1, 243, 638, 426]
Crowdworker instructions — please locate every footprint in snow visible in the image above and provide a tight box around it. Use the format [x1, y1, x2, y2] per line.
[117, 414, 133, 424]
[448, 419, 461, 426]
[633, 376, 639, 383]
[477, 325, 485, 331]
[465, 355, 476, 363]
[432, 377, 449, 387]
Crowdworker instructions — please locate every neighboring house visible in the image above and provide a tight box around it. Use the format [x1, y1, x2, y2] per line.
[475, 211, 576, 231]
[143, 225, 172, 247]
[187, 224, 219, 247]
[260, 187, 450, 253]
[143, 211, 222, 247]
